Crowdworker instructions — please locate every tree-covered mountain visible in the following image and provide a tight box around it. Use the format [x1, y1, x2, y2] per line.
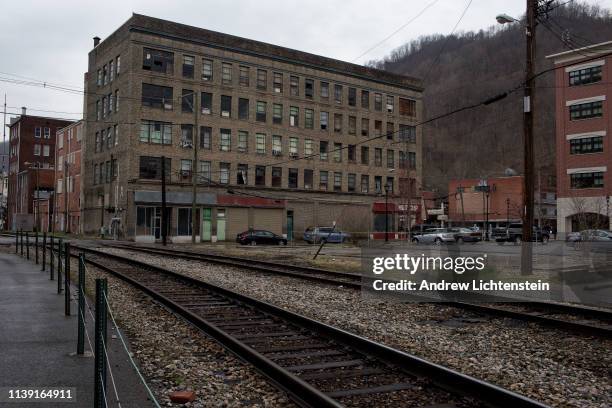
[369, 2, 612, 195]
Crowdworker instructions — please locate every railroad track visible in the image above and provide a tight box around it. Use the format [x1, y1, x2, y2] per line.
[73, 245, 546, 408]
[100, 243, 612, 339]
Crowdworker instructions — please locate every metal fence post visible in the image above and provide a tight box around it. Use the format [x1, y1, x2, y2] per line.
[20, 229, 23, 256]
[42, 232, 46, 271]
[64, 242, 71, 316]
[57, 239, 63, 294]
[26, 232, 29, 260]
[50, 235, 55, 280]
[15, 230, 18, 254]
[77, 253, 85, 355]
[35, 233, 39, 265]
[94, 278, 108, 408]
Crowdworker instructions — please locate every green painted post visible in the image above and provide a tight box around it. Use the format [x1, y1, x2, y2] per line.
[50, 235, 55, 280]
[77, 253, 85, 355]
[57, 239, 63, 294]
[42, 232, 46, 271]
[94, 278, 108, 408]
[64, 242, 71, 316]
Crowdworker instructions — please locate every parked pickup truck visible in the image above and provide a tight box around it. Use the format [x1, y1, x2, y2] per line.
[492, 223, 550, 244]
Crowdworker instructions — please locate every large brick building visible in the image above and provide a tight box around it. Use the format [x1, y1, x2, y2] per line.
[547, 41, 612, 235]
[7, 111, 72, 231]
[448, 176, 556, 232]
[83, 14, 423, 241]
[53, 120, 84, 233]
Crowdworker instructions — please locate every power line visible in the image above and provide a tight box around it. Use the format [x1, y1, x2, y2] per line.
[351, 0, 440, 63]
[421, 0, 473, 83]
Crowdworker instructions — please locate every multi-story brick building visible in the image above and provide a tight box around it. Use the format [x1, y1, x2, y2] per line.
[7, 110, 72, 231]
[547, 41, 612, 236]
[53, 120, 83, 233]
[448, 176, 556, 232]
[83, 14, 422, 241]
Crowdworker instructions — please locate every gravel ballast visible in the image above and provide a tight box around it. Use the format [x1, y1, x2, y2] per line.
[77, 257, 295, 408]
[101, 247, 611, 408]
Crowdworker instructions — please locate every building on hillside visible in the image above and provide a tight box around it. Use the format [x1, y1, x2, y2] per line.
[53, 121, 84, 233]
[83, 14, 423, 242]
[546, 41, 612, 236]
[7, 109, 72, 231]
[448, 176, 556, 233]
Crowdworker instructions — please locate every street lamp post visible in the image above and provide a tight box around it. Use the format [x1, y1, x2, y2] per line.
[497, 0, 537, 275]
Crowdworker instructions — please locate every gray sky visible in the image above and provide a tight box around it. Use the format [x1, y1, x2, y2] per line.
[1, 0, 611, 125]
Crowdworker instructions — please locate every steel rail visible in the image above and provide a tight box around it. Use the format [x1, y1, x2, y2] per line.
[102, 243, 612, 337]
[73, 245, 548, 408]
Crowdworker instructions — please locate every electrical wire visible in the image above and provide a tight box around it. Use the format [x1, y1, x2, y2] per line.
[351, 0, 440, 63]
[421, 0, 473, 82]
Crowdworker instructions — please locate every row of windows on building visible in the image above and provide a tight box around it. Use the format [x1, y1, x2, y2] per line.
[93, 159, 118, 185]
[570, 172, 604, 189]
[56, 176, 76, 194]
[94, 125, 120, 153]
[34, 127, 52, 138]
[96, 55, 121, 86]
[141, 47, 417, 115]
[569, 136, 603, 155]
[95, 90, 120, 120]
[569, 100, 603, 121]
[57, 151, 78, 172]
[57, 126, 82, 149]
[137, 155, 402, 194]
[139, 121, 416, 168]
[568, 65, 602, 87]
[33, 144, 51, 157]
[140, 87, 418, 140]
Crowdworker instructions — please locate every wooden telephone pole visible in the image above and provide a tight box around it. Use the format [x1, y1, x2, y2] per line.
[521, 0, 537, 275]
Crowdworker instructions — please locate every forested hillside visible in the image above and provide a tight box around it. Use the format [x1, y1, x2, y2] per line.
[369, 2, 612, 194]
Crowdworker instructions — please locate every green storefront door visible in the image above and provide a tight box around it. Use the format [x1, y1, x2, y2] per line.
[201, 208, 212, 242]
[216, 209, 226, 241]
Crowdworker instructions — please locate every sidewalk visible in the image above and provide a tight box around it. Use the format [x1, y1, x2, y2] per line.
[0, 250, 155, 407]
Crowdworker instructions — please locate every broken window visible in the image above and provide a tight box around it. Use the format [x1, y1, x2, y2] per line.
[143, 48, 174, 74]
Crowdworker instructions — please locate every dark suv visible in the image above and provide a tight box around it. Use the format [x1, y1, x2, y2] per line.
[493, 223, 550, 244]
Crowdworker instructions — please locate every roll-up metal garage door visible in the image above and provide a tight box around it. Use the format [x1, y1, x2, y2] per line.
[227, 208, 249, 239]
[253, 208, 283, 235]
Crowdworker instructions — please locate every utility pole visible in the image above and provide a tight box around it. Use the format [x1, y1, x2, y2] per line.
[2, 94, 6, 230]
[458, 185, 466, 226]
[521, 0, 536, 275]
[161, 155, 167, 246]
[191, 93, 199, 244]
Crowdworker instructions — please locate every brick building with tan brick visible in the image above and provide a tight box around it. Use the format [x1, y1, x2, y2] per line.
[83, 14, 423, 242]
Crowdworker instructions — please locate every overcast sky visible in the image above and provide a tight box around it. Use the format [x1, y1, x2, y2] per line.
[1, 0, 611, 127]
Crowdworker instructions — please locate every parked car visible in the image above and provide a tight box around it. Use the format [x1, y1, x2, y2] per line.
[566, 229, 612, 242]
[449, 227, 482, 243]
[411, 228, 456, 245]
[492, 223, 549, 244]
[410, 224, 438, 236]
[236, 230, 287, 246]
[303, 227, 350, 244]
